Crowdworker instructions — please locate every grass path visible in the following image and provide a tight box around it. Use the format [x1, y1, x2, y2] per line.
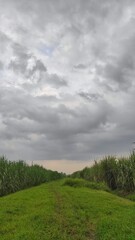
[0, 180, 135, 240]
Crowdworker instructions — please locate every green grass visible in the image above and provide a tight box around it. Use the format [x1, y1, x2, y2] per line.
[0, 179, 135, 240]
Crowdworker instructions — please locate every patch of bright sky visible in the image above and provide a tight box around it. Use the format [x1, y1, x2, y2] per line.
[39, 43, 57, 57]
[33, 86, 60, 98]
[29, 159, 95, 174]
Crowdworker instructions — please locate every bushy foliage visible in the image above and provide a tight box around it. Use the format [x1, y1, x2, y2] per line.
[71, 153, 135, 193]
[63, 178, 110, 191]
[0, 156, 65, 196]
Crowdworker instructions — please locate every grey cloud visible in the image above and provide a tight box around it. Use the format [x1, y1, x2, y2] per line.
[8, 42, 67, 90]
[9, 43, 46, 77]
[9, 45, 30, 75]
[0, 85, 114, 160]
[73, 63, 88, 70]
[0, 31, 11, 47]
[0, 0, 135, 162]
[33, 59, 47, 72]
[48, 74, 67, 88]
[21, 72, 68, 92]
[103, 40, 135, 91]
[0, 61, 3, 70]
[79, 91, 102, 102]
[94, 19, 135, 92]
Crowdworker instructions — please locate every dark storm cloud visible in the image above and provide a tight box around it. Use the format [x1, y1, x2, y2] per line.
[8, 42, 67, 89]
[9, 44, 31, 75]
[32, 59, 47, 72]
[102, 34, 135, 91]
[0, 88, 110, 138]
[79, 91, 102, 102]
[0, 85, 114, 160]
[8, 43, 47, 77]
[0, 0, 135, 161]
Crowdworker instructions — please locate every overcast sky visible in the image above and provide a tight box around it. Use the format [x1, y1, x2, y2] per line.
[0, 0, 135, 173]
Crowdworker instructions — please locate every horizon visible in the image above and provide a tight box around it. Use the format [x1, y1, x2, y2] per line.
[28, 159, 95, 174]
[10, 150, 130, 174]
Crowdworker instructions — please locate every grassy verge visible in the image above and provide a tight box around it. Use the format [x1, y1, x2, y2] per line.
[0, 179, 135, 239]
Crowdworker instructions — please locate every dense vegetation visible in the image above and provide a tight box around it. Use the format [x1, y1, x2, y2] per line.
[0, 156, 65, 196]
[1, 179, 135, 240]
[63, 178, 110, 191]
[71, 152, 135, 193]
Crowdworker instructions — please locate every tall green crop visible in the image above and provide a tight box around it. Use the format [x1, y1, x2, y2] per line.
[71, 153, 135, 193]
[0, 157, 65, 196]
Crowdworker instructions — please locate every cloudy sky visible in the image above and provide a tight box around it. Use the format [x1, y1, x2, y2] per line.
[0, 0, 135, 173]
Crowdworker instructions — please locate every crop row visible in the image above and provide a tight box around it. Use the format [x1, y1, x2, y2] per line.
[0, 157, 65, 196]
[72, 153, 135, 193]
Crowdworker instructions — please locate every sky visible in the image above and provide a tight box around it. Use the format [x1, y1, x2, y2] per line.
[0, 0, 135, 173]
